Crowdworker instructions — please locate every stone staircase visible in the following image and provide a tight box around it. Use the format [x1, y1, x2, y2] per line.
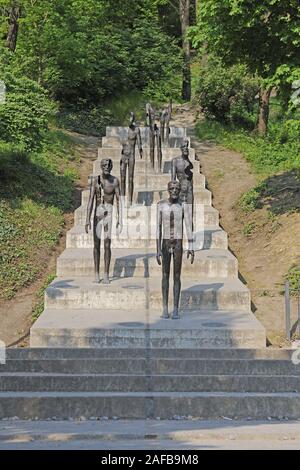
[1, 125, 299, 420]
[0, 348, 300, 419]
[30, 125, 265, 349]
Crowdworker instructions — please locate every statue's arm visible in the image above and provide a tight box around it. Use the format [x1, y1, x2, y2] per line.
[156, 203, 163, 264]
[171, 159, 177, 181]
[85, 176, 96, 232]
[115, 177, 123, 231]
[137, 127, 143, 157]
[183, 203, 194, 256]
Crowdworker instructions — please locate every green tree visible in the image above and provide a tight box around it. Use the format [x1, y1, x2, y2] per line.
[191, 0, 300, 134]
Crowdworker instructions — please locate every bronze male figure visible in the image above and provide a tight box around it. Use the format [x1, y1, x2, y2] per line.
[160, 99, 172, 145]
[156, 181, 194, 320]
[146, 103, 163, 172]
[172, 139, 194, 205]
[121, 113, 143, 206]
[85, 158, 122, 284]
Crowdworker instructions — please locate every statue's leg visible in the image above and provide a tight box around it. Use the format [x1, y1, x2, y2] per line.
[120, 159, 126, 198]
[187, 184, 194, 232]
[166, 120, 170, 146]
[157, 135, 162, 173]
[149, 130, 155, 169]
[93, 216, 101, 283]
[161, 123, 165, 143]
[128, 156, 135, 207]
[172, 240, 183, 319]
[161, 239, 171, 318]
[102, 210, 112, 284]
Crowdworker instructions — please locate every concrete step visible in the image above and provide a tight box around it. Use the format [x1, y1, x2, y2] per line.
[97, 147, 196, 161]
[0, 373, 299, 393]
[0, 391, 299, 419]
[93, 157, 199, 176]
[66, 226, 228, 250]
[30, 308, 265, 348]
[131, 172, 205, 190]
[44, 277, 251, 312]
[102, 136, 187, 149]
[74, 204, 217, 228]
[1, 359, 298, 375]
[81, 187, 212, 207]
[6, 348, 294, 361]
[56, 248, 238, 279]
[105, 126, 187, 139]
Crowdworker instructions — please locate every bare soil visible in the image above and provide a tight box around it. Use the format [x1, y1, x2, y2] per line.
[172, 103, 300, 346]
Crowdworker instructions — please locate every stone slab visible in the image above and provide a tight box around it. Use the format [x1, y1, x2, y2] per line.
[30, 308, 265, 349]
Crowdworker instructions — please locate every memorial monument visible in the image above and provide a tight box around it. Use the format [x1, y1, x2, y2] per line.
[160, 99, 172, 145]
[85, 158, 122, 284]
[156, 180, 194, 320]
[146, 103, 162, 171]
[120, 113, 143, 205]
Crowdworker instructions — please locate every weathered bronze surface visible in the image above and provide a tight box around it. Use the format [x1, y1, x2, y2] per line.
[156, 181, 194, 320]
[85, 159, 122, 284]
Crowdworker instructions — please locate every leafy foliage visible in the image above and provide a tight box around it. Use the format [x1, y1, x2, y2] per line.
[196, 59, 259, 125]
[0, 67, 55, 151]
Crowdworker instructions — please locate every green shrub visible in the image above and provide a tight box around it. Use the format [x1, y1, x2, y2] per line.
[285, 266, 300, 296]
[196, 59, 259, 126]
[0, 72, 55, 151]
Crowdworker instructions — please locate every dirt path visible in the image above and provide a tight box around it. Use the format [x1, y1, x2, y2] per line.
[172, 103, 300, 345]
[0, 132, 99, 347]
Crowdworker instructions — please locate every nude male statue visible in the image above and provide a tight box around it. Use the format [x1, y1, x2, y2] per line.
[160, 99, 172, 145]
[85, 158, 122, 284]
[171, 139, 194, 205]
[120, 113, 143, 206]
[146, 103, 163, 171]
[156, 180, 194, 320]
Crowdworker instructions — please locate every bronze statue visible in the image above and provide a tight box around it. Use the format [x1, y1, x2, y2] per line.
[156, 181, 194, 320]
[160, 99, 172, 145]
[85, 158, 122, 284]
[154, 123, 162, 173]
[146, 103, 163, 172]
[121, 113, 143, 206]
[128, 112, 143, 160]
[172, 139, 193, 205]
[146, 103, 156, 169]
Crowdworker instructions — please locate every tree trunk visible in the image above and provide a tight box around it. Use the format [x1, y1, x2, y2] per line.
[179, 0, 191, 102]
[6, 3, 20, 52]
[257, 87, 271, 136]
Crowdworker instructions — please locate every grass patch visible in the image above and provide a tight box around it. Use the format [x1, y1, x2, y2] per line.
[243, 221, 256, 236]
[0, 130, 78, 300]
[285, 265, 300, 297]
[195, 118, 300, 176]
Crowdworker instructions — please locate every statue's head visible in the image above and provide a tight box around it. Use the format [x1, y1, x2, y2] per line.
[129, 112, 136, 128]
[167, 180, 181, 201]
[121, 141, 131, 157]
[101, 158, 113, 175]
[180, 139, 189, 157]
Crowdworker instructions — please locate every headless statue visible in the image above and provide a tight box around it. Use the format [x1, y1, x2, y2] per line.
[85, 158, 122, 284]
[160, 99, 172, 145]
[156, 180, 194, 320]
